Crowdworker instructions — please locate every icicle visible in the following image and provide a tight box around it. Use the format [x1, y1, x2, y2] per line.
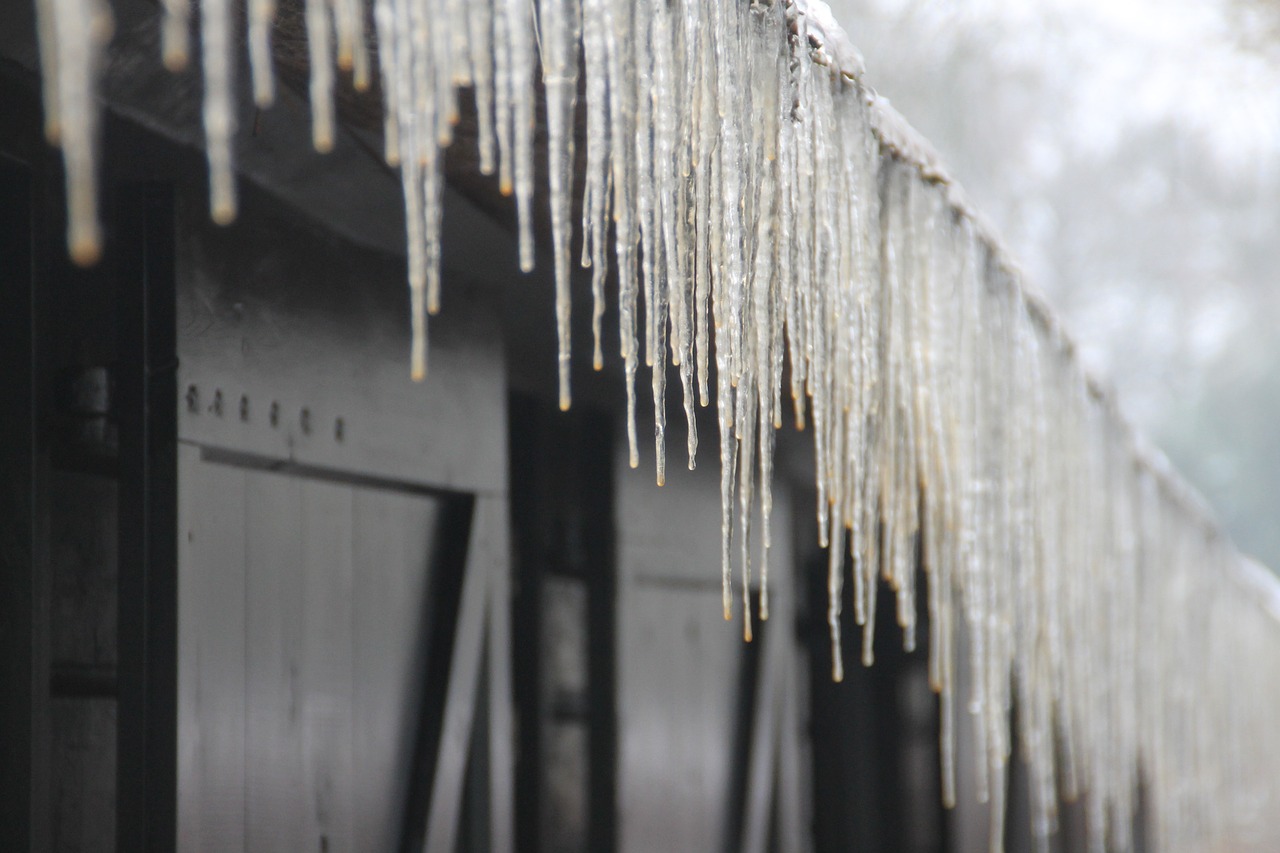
[692, 0, 716, 409]
[403, 150, 428, 380]
[581, 0, 611, 370]
[36, 0, 113, 265]
[331, 0, 371, 92]
[33, 3, 1280, 849]
[247, 0, 277, 107]
[633, 0, 656, 372]
[828, 501, 845, 681]
[159, 0, 190, 71]
[715, 2, 746, 391]
[334, 0, 357, 73]
[423, 144, 444, 320]
[750, 45, 780, 622]
[605, 0, 641, 469]
[509, 0, 536, 272]
[467, 0, 497, 175]
[304, 0, 336, 154]
[494, 0, 515, 196]
[446, 0, 471, 88]
[719, 354, 737, 623]
[203, 0, 238, 223]
[652, 0, 694, 472]
[351, 6, 372, 92]
[672, 5, 698, 471]
[541, 0, 582, 411]
[373, 0, 401, 165]
[738, 380, 757, 642]
[34, 0, 61, 144]
[432, 0, 458, 147]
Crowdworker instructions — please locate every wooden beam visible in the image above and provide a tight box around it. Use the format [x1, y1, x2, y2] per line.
[422, 496, 499, 853]
[486, 496, 515, 853]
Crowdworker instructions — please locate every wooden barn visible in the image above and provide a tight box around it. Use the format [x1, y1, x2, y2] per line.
[3, 1, 1279, 852]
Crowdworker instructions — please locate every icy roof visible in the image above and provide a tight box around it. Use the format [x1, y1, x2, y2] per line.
[15, 0, 1280, 847]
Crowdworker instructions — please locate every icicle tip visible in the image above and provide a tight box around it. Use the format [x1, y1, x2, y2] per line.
[69, 232, 102, 268]
[211, 201, 237, 227]
[162, 49, 189, 73]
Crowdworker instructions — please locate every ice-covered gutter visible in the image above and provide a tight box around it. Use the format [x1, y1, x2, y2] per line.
[26, 0, 1280, 850]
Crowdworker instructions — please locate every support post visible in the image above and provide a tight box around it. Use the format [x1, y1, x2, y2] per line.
[116, 182, 179, 852]
[0, 152, 51, 853]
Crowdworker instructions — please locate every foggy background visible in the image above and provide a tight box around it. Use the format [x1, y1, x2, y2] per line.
[826, 0, 1280, 572]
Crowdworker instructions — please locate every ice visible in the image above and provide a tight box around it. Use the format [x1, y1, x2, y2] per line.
[303, 0, 335, 153]
[540, 0, 581, 410]
[30, 0, 1280, 848]
[467, 0, 496, 175]
[37, 0, 112, 264]
[203, 0, 238, 222]
[508, 0, 536, 272]
[372, 0, 401, 164]
[581, 0, 610, 370]
[159, 0, 189, 71]
[247, 0, 277, 107]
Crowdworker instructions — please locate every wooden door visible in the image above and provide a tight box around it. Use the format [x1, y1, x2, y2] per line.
[173, 181, 511, 853]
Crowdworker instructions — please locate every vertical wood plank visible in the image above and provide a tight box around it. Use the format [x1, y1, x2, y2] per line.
[486, 496, 515, 853]
[300, 481, 356, 852]
[49, 697, 117, 853]
[177, 446, 247, 851]
[615, 449, 741, 853]
[0, 153, 51, 853]
[352, 489, 440, 852]
[775, 666, 809, 853]
[244, 471, 309, 850]
[742, 590, 785, 853]
[423, 496, 490, 853]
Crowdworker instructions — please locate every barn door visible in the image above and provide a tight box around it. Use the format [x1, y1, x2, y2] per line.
[177, 452, 510, 852]
[173, 182, 512, 853]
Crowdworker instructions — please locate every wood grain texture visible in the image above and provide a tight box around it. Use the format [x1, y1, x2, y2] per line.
[244, 471, 309, 851]
[352, 489, 441, 852]
[177, 444, 247, 851]
[181, 449, 460, 852]
[299, 480, 356, 853]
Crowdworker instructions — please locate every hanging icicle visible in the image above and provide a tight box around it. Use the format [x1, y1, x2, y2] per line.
[27, 0, 1280, 850]
[541, 0, 582, 411]
[35, 0, 113, 265]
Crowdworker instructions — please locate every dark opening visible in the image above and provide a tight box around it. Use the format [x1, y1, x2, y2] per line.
[807, 546, 949, 853]
[508, 392, 618, 853]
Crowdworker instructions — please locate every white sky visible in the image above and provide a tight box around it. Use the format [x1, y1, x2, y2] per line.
[829, 0, 1280, 171]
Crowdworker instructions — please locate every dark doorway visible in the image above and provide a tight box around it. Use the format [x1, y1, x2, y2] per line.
[508, 393, 618, 853]
[807, 549, 949, 853]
